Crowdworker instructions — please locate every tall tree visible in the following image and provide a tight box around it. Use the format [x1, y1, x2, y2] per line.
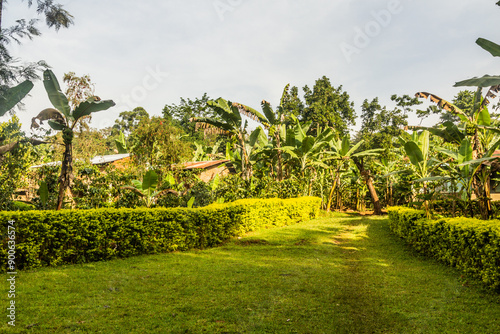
[280, 85, 304, 124]
[0, 0, 73, 91]
[325, 137, 382, 212]
[63, 72, 94, 133]
[352, 156, 382, 215]
[354, 96, 409, 211]
[302, 76, 356, 137]
[112, 107, 149, 136]
[358, 96, 409, 155]
[130, 116, 192, 170]
[162, 93, 216, 142]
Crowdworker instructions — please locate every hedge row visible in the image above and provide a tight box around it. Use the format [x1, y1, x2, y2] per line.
[418, 199, 500, 219]
[387, 206, 500, 290]
[1, 197, 321, 270]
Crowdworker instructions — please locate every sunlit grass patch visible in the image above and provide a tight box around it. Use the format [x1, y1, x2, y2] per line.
[3, 214, 500, 333]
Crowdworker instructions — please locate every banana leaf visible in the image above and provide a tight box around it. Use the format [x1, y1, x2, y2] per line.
[43, 70, 71, 119]
[0, 80, 34, 116]
[476, 38, 500, 57]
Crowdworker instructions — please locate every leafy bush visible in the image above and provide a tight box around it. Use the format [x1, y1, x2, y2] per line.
[29, 165, 60, 210]
[0, 116, 34, 210]
[72, 164, 142, 209]
[212, 175, 304, 202]
[388, 206, 500, 290]
[0, 197, 321, 270]
[11, 201, 35, 211]
[430, 199, 500, 219]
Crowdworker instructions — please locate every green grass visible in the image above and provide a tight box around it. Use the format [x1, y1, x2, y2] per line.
[3, 213, 500, 333]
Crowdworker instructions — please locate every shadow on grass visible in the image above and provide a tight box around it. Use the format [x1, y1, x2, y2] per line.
[6, 216, 500, 334]
[331, 216, 500, 334]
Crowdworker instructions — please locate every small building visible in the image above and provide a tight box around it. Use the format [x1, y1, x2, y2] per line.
[180, 159, 235, 182]
[30, 153, 131, 170]
[89, 154, 131, 171]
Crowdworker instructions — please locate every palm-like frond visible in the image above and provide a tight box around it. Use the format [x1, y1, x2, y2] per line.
[190, 117, 231, 135]
[236, 102, 269, 126]
[415, 92, 469, 122]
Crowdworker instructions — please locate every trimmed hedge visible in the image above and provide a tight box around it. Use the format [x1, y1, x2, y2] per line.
[419, 199, 500, 219]
[0, 197, 320, 270]
[388, 206, 500, 290]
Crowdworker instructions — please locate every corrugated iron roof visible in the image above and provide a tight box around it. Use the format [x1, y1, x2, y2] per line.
[91, 153, 130, 165]
[31, 153, 130, 168]
[181, 159, 230, 170]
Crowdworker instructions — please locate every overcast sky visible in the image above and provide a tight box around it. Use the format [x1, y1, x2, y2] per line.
[2, 0, 500, 134]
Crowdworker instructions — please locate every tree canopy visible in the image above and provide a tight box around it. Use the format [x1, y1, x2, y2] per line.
[301, 76, 356, 137]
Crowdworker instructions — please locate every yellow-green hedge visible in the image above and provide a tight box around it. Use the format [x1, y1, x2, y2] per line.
[388, 206, 500, 290]
[0, 197, 320, 270]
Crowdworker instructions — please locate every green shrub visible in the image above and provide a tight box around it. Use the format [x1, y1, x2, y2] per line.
[0, 197, 321, 270]
[11, 201, 35, 211]
[388, 206, 500, 290]
[212, 175, 304, 202]
[430, 199, 500, 219]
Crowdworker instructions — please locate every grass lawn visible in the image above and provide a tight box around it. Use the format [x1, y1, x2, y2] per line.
[3, 212, 500, 333]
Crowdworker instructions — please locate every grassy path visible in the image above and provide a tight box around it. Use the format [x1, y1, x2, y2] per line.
[3, 213, 500, 333]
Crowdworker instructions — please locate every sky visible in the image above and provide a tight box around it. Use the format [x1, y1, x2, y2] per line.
[2, 0, 500, 134]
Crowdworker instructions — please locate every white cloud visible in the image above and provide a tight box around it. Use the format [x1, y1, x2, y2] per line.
[1, 0, 498, 135]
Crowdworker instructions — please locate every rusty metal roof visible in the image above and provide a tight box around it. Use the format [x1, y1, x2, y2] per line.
[181, 159, 231, 170]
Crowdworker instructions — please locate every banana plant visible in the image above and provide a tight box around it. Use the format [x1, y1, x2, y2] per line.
[114, 131, 129, 154]
[373, 157, 400, 206]
[226, 126, 269, 178]
[289, 116, 334, 175]
[436, 138, 475, 216]
[31, 69, 115, 210]
[0, 81, 46, 157]
[191, 98, 267, 180]
[192, 139, 224, 161]
[401, 130, 452, 216]
[38, 181, 49, 210]
[324, 137, 382, 212]
[415, 88, 500, 219]
[454, 37, 500, 88]
[121, 170, 161, 208]
[243, 84, 291, 180]
[0, 80, 34, 116]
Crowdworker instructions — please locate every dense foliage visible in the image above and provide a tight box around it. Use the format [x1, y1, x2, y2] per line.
[388, 206, 500, 290]
[0, 197, 321, 270]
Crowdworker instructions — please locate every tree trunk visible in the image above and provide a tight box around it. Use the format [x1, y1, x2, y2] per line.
[475, 168, 492, 220]
[353, 158, 382, 215]
[336, 174, 342, 210]
[238, 134, 252, 181]
[275, 132, 283, 181]
[389, 182, 393, 206]
[356, 188, 360, 211]
[57, 129, 74, 210]
[326, 170, 337, 212]
[0, 0, 3, 33]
